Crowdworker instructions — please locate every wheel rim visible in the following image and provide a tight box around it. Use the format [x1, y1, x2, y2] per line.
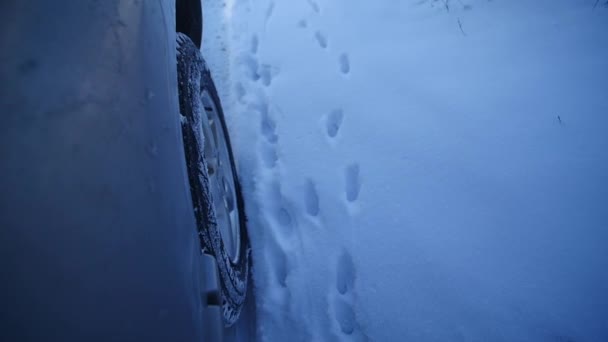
[200, 89, 240, 262]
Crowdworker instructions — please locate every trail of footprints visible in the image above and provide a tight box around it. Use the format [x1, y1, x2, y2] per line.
[334, 250, 363, 337]
[308, 1, 364, 338]
[299, 0, 351, 75]
[241, 0, 365, 338]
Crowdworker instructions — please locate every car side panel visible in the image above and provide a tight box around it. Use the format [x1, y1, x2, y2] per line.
[0, 1, 205, 341]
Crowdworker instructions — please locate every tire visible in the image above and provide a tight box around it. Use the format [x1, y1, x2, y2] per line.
[176, 32, 249, 326]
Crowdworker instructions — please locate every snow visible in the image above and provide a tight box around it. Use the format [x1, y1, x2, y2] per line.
[203, 0, 608, 341]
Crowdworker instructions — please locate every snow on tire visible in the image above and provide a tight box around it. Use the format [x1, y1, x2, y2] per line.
[176, 32, 250, 327]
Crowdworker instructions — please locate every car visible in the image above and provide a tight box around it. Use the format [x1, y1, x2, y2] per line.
[0, 0, 250, 340]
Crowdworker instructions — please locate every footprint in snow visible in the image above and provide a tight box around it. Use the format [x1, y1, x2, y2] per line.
[265, 1, 275, 25]
[339, 53, 350, 75]
[277, 206, 294, 227]
[315, 31, 328, 49]
[268, 182, 297, 238]
[326, 108, 344, 138]
[304, 179, 320, 217]
[235, 82, 246, 103]
[334, 298, 358, 335]
[240, 54, 260, 81]
[306, 0, 320, 14]
[258, 63, 278, 87]
[269, 237, 290, 287]
[273, 202, 298, 242]
[251, 34, 259, 55]
[262, 184, 291, 289]
[332, 250, 367, 339]
[345, 163, 361, 202]
[336, 250, 356, 295]
[260, 141, 278, 169]
[260, 109, 278, 143]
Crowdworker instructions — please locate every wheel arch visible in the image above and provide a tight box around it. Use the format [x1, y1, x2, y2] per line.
[176, 0, 202, 48]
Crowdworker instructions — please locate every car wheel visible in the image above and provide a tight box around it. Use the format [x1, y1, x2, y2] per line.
[176, 32, 249, 326]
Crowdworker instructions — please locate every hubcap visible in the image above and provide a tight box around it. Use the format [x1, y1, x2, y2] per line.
[200, 90, 240, 262]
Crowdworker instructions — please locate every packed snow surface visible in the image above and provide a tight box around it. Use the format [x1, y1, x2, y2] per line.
[203, 0, 608, 341]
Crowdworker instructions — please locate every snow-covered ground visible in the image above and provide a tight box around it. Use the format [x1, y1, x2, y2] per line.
[203, 0, 608, 341]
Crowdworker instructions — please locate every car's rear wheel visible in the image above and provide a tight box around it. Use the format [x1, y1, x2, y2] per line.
[176, 32, 249, 326]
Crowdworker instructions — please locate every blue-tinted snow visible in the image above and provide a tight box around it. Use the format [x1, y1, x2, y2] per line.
[204, 0, 608, 340]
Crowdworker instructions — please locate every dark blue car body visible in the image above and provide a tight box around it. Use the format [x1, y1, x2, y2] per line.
[0, 1, 223, 340]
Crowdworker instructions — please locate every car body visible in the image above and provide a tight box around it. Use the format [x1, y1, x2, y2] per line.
[0, 0, 227, 340]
